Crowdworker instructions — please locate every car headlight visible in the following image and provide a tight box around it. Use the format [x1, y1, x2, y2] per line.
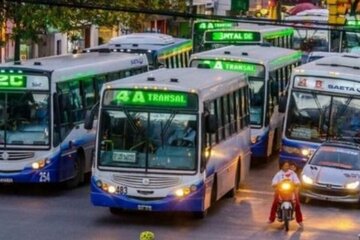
[302, 174, 314, 185]
[345, 181, 359, 190]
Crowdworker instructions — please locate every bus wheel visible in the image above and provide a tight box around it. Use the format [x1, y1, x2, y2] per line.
[66, 154, 84, 189]
[109, 207, 123, 215]
[192, 210, 208, 219]
[225, 163, 240, 198]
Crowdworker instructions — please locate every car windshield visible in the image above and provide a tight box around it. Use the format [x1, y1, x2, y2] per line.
[311, 146, 360, 170]
[98, 109, 197, 171]
[285, 90, 360, 142]
[0, 92, 50, 146]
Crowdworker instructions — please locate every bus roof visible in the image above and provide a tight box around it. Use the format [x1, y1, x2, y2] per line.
[88, 33, 192, 52]
[294, 54, 360, 79]
[190, 45, 301, 70]
[104, 68, 247, 102]
[2, 52, 146, 72]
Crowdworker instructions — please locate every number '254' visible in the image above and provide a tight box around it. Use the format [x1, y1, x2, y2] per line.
[0, 75, 25, 87]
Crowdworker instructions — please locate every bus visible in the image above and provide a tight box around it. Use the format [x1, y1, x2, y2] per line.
[280, 54, 360, 169]
[0, 52, 148, 186]
[285, 9, 360, 58]
[190, 45, 302, 160]
[192, 20, 294, 53]
[85, 33, 192, 70]
[86, 67, 251, 217]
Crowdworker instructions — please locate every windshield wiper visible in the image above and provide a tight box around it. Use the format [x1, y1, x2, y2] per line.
[123, 108, 140, 134]
[160, 111, 177, 148]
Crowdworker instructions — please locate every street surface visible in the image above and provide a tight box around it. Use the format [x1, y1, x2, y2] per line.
[0, 156, 359, 240]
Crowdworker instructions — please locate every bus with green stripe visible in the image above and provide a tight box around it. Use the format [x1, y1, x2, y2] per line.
[190, 45, 302, 161]
[85, 33, 192, 70]
[192, 20, 294, 53]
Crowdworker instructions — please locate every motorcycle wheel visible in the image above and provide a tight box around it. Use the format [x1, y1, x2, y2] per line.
[283, 209, 290, 231]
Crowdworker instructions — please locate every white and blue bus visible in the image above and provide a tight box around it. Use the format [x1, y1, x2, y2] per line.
[86, 67, 251, 217]
[0, 52, 148, 186]
[280, 55, 360, 168]
[85, 33, 192, 70]
[190, 45, 302, 161]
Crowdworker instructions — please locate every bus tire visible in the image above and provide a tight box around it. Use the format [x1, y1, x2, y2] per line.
[193, 210, 207, 219]
[66, 152, 84, 189]
[211, 176, 217, 205]
[225, 162, 240, 198]
[109, 207, 122, 215]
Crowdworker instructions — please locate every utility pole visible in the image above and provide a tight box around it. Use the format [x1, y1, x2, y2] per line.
[189, 0, 194, 39]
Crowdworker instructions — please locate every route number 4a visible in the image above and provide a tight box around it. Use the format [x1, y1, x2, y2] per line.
[39, 172, 51, 182]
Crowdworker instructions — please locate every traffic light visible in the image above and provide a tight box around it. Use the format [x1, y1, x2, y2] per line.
[328, 0, 349, 25]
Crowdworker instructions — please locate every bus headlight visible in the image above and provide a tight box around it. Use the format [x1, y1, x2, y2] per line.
[346, 181, 359, 190]
[32, 159, 48, 170]
[96, 179, 118, 194]
[302, 174, 314, 185]
[174, 185, 197, 198]
[283, 146, 313, 158]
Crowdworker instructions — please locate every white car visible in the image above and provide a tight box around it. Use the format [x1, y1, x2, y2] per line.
[301, 141, 360, 203]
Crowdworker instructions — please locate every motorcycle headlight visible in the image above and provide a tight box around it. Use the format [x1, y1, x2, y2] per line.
[302, 174, 314, 185]
[280, 182, 292, 191]
[345, 181, 359, 190]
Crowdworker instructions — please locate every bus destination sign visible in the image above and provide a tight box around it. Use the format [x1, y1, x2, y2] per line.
[0, 73, 27, 89]
[105, 89, 198, 108]
[204, 30, 261, 44]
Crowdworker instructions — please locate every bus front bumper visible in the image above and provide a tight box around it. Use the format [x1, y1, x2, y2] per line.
[90, 180, 205, 212]
[0, 167, 59, 183]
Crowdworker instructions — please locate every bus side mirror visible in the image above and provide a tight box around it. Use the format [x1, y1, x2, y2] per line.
[84, 110, 95, 130]
[279, 95, 287, 113]
[205, 114, 217, 134]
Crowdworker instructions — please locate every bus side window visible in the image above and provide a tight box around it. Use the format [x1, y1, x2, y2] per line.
[207, 101, 216, 146]
[81, 77, 95, 109]
[94, 75, 107, 101]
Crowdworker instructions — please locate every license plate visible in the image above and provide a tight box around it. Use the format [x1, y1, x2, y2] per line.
[137, 205, 152, 211]
[0, 178, 13, 183]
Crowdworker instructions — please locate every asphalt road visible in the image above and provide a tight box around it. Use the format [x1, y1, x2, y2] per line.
[0, 156, 359, 240]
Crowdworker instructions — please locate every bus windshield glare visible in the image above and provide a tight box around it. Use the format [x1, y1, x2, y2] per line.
[0, 92, 49, 146]
[191, 59, 265, 126]
[99, 110, 197, 171]
[285, 90, 360, 142]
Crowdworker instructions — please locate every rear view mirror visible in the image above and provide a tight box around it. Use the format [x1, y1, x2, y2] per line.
[279, 95, 288, 113]
[205, 114, 217, 134]
[84, 110, 95, 130]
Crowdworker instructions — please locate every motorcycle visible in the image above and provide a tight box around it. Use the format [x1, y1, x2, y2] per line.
[276, 179, 296, 231]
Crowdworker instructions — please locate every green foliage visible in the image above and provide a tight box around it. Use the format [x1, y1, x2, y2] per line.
[2, 0, 187, 42]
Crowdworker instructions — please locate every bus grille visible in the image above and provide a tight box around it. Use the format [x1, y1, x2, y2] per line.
[0, 152, 35, 160]
[112, 175, 181, 189]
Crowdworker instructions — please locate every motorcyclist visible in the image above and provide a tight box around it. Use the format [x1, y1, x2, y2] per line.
[268, 161, 303, 227]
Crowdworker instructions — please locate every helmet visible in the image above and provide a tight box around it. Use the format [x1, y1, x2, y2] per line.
[139, 231, 155, 240]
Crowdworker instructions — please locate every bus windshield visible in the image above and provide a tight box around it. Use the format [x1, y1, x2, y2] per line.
[0, 92, 50, 146]
[99, 110, 197, 171]
[285, 91, 360, 142]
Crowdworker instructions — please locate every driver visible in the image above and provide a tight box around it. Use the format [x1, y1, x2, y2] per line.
[268, 161, 303, 228]
[168, 121, 196, 147]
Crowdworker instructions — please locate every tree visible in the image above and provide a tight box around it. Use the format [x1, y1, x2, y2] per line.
[1, 0, 187, 61]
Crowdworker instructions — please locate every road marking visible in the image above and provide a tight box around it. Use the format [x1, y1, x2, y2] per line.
[237, 189, 274, 196]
